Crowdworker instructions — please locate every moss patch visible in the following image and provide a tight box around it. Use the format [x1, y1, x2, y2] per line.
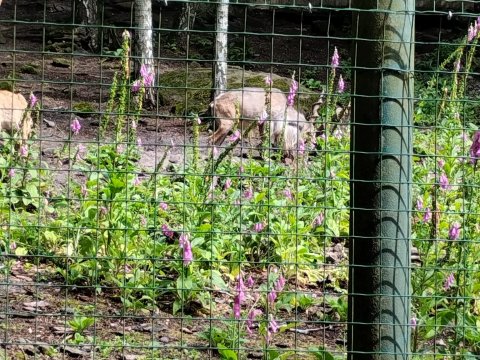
[159, 66, 320, 115]
[73, 102, 95, 115]
[19, 64, 41, 75]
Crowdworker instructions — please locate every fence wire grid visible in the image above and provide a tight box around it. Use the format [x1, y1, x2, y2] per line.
[0, 1, 479, 359]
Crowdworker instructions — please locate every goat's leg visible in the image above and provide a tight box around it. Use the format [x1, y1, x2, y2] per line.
[210, 118, 234, 146]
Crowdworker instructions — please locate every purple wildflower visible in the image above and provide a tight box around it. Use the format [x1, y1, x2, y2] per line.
[313, 213, 324, 227]
[331, 47, 339, 69]
[416, 198, 424, 211]
[448, 222, 460, 240]
[468, 24, 477, 42]
[267, 317, 279, 342]
[337, 74, 345, 93]
[444, 273, 455, 291]
[162, 224, 174, 238]
[19, 145, 28, 157]
[437, 158, 445, 168]
[179, 233, 189, 248]
[229, 130, 241, 142]
[159, 202, 168, 211]
[140, 215, 147, 227]
[224, 178, 232, 190]
[182, 239, 193, 266]
[29, 93, 37, 107]
[8, 168, 15, 177]
[243, 187, 253, 200]
[99, 206, 108, 216]
[246, 276, 254, 288]
[71, 118, 81, 135]
[283, 189, 293, 201]
[275, 275, 286, 292]
[423, 208, 432, 223]
[439, 173, 450, 190]
[253, 222, 265, 232]
[470, 131, 480, 165]
[287, 78, 298, 107]
[131, 80, 141, 93]
[267, 290, 277, 304]
[132, 176, 141, 186]
[410, 316, 417, 329]
[233, 295, 241, 319]
[236, 276, 246, 303]
[140, 63, 154, 87]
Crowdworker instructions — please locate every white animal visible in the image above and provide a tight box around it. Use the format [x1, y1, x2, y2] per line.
[209, 87, 313, 158]
[0, 90, 33, 141]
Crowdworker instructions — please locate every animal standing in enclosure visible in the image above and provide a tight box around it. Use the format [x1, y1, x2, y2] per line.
[0, 90, 33, 141]
[210, 87, 314, 158]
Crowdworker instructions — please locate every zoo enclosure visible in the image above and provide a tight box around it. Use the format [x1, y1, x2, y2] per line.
[0, 1, 479, 359]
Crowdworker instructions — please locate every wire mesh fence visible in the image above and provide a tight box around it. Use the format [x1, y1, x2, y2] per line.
[0, 1, 479, 359]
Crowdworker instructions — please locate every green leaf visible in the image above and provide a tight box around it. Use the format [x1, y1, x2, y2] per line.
[217, 344, 238, 360]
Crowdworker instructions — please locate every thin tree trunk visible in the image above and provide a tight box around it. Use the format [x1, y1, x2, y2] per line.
[75, 0, 99, 52]
[176, 2, 198, 51]
[135, 0, 156, 107]
[213, 0, 229, 98]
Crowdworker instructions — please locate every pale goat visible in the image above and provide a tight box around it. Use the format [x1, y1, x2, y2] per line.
[209, 87, 313, 157]
[0, 90, 33, 141]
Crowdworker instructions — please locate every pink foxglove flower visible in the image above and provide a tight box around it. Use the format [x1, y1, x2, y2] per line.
[131, 79, 141, 92]
[470, 131, 480, 165]
[313, 213, 324, 227]
[444, 273, 455, 290]
[253, 222, 265, 232]
[423, 208, 431, 223]
[283, 189, 293, 200]
[287, 78, 298, 107]
[20, 145, 28, 157]
[182, 239, 193, 266]
[337, 74, 345, 93]
[140, 63, 154, 87]
[71, 118, 82, 135]
[410, 316, 417, 329]
[331, 46, 340, 69]
[162, 224, 174, 238]
[439, 173, 450, 190]
[229, 130, 241, 142]
[224, 178, 232, 190]
[243, 187, 253, 200]
[29, 93, 37, 107]
[448, 222, 460, 240]
[416, 198, 423, 211]
[159, 202, 168, 211]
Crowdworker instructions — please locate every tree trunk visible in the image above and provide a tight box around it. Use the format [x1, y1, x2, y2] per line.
[175, 2, 198, 51]
[134, 0, 156, 107]
[213, 0, 229, 98]
[75, 0, 99, 52]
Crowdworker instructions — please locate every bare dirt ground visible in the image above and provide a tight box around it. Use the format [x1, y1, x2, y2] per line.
[0, 1, 466, 359]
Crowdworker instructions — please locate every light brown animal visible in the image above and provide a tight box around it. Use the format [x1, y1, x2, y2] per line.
[209, 87, 313, 157]
[0, 90, 33, 141]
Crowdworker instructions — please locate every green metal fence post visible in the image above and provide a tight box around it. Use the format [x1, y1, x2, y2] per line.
[348, 1, 414, 359]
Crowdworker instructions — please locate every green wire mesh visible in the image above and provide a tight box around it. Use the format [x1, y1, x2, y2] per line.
[0, 1, 478, 359]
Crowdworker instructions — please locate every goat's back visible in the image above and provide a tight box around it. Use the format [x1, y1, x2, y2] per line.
[0, 90, 32, 140]
[212, 87, 287, 120]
